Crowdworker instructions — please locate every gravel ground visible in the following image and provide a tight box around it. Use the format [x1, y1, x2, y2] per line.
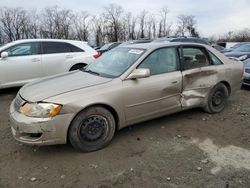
[0, 87, 250, 188]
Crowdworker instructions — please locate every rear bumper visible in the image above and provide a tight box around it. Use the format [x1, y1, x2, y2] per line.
[9, 100, 74, 146]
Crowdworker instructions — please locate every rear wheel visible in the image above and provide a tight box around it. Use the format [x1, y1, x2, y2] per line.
[69, 107, 116, 152]
[69, 64, 86, 71]
[204, 83, 229, 113]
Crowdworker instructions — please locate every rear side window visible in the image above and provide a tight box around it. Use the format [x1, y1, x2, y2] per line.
[138, 48, 178, 75]
[5, 42, 40, 57]
[181, 47, 210, 70]
[42, 42, 71, 54]
[68, 43, 84, 52]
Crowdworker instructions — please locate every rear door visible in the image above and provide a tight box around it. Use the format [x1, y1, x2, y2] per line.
[41, 41, 73, 76]
[179, 45, 220, 109]
[122, 47, 183, 125]
[0, 42, 42, 87]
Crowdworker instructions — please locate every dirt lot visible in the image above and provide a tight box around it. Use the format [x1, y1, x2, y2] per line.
[0, 87, 250, 188]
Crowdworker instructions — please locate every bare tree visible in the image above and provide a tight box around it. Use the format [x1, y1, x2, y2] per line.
[185, 15, 199, 37]
[73, 11, 90, 41]
[122, 12, 137, 41]
[228, 29, 250, 42]
[176, 14, 198, 37]
[130, 16, 137, 40]
[40, 6, 73, 39]
[138, 10, 148, 39]
[0, 7, 30, 42]
[91, 15, 106, 46]
[1, 5, 250, 45]
[147, 14, 157, 39]
[28, 10, 40, 39]
[158, 21, 163, 37]
[176, 14, 187, 36]
[159, 6, 172, 36]
[103, 4, 124, 42]
[0, 29, 3, 44]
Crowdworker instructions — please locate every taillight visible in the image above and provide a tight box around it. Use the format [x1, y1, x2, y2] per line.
[93, 53, 101, 59]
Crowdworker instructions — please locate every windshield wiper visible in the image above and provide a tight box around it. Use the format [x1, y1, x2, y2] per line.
[84, 69, 100, 76]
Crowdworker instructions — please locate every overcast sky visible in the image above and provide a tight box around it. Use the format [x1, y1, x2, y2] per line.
[0, 0, 249, 37]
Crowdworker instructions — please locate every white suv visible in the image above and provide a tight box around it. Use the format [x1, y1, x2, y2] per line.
[0, 39, 99, 89]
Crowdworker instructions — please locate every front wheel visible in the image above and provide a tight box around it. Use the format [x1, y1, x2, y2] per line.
[69, 107, 116, 152]
[204, 83, 229, 114]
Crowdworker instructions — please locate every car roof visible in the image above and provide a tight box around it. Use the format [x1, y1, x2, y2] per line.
[120, 42, 208, 50]
[10, 38, 88, 44]
[153, 37, 210, 44]
[0, 39, 90, 52]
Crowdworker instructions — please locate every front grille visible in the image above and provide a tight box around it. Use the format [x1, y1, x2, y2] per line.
[245, 68, 250, 74]
[14, 95, 26, 111]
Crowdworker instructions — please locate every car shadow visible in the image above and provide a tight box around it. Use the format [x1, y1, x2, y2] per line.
[31, 108, 204, 155]
[0, 87, 20, 96]
[241, 85, 250, 91]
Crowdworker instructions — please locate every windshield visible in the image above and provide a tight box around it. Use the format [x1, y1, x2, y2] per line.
[234, 44, 250, 52]
[0, 42, 10, 51]
[85, 47, 145, 78]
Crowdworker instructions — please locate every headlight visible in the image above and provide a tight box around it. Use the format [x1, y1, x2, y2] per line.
[19, 102, 62, 118]
[238, 55, 248, 61]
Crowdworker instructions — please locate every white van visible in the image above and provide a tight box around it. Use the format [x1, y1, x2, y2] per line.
[0, 39, 99, 89]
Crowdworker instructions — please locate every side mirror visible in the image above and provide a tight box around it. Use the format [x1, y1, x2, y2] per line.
[1, 51, 8, 59]
[127, 68, 150, 79]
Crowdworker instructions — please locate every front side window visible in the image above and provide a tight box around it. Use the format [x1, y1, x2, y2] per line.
[5, 42, 40, 57]
[85, 47, 145, 78]
[182, 47, 209, 70]
[42, 42, 71, 54]
[208, 51, 223, 65]
[138, 48, 178, 75]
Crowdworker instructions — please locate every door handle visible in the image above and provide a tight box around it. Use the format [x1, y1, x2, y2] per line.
[31, 58, 40, 62]
[171, 80, 178, 84]
[66, 55, 73, 58]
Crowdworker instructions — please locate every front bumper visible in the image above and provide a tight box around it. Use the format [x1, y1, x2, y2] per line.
[9, 100, 74, 146]
[243, 71, 250, 86]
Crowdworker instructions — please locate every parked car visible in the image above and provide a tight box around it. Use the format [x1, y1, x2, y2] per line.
[211, 44, 231, 53]
[10, 42, 243, 152]
[0, 39, 98, 89]
[230, 42, 250, 50]
[97, 42, 122, 55]
[224, 43, 250, 61]
[153, 36, 210, 45]
[243, 59, 250, 86]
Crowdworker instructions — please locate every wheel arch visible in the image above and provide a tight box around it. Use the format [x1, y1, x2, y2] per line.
[69, 63, 87, 71]
[220, 80, 231, 96]
[66, 103, 120, 143]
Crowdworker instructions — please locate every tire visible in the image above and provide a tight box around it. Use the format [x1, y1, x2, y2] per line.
[204, 83, 229, 114]
[69, 64, 86, 71]
[69, 106, 116, 152]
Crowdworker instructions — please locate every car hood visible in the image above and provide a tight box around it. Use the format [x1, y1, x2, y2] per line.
[20, 71, 112, 102]
[224, 51, 250, 57]
[244, 59, 250, 67]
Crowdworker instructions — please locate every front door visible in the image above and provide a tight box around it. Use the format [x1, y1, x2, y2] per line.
[122, 47, 183, 125]
[0, 42, 42, 87]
